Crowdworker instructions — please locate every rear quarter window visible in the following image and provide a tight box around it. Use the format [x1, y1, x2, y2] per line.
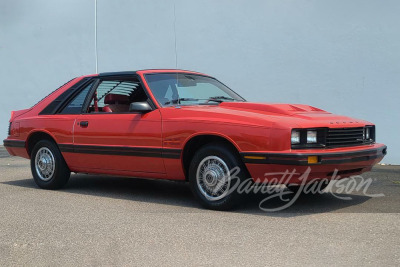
[59, 82, 93, 114]
[32, 78, 76, 109]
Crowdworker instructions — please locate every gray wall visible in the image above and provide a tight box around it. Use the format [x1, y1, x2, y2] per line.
[1, 0, 399, 164]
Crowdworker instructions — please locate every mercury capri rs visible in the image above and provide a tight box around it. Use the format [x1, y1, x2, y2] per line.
[4, 69, 387, 210]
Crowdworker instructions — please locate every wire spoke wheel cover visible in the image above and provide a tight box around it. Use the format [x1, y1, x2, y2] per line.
[35, 147, 55, 181]
[196, 156, 231, 201]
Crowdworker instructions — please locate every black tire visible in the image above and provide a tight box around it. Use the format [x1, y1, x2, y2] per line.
[30, 139, 70, 189]
[188, 143, 248, 210]
[287, 179, 330, 195]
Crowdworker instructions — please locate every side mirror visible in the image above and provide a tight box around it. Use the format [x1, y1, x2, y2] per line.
[129, 102, 152, 113]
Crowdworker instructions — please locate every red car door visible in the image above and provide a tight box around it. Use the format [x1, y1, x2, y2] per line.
[72, 111, 164, 174]
[69, 77, 165, 175]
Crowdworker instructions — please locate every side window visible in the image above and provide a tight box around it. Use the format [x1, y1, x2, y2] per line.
[95, 81, 139, 108]
[60, 82, 93, 114]
[86, 78, 148, 113]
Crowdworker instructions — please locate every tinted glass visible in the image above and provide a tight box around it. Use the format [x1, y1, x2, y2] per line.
[60, 82, 93, 114]
[94, 80, 140, 108]
[85, 78, 148, 113]
[145, 73, 245, 106]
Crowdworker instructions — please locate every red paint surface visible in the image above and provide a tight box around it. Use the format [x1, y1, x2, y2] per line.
[4, 70, 386, 184]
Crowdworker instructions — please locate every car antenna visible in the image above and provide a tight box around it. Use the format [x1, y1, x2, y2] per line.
[173, 3, 178, 70]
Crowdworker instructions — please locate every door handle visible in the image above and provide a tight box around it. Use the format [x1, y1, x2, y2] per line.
[79, 121, 89, 127]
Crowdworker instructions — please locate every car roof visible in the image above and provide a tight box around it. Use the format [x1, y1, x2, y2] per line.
[98, 69, 210, 77]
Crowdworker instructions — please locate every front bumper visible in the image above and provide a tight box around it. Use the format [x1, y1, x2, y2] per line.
[241, 144, 387, 184]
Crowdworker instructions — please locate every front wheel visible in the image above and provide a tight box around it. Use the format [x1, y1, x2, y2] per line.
[30, 140, 70, 189]
[188, 143, 248, 210]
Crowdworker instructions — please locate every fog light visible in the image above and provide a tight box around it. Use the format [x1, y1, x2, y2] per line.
[291, 130, 300, 144]
[308, 156, 318, 164]
[307, 130, 317, 143]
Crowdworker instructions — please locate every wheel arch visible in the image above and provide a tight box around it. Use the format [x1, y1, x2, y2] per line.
[181, 133, 246, 180]
[26, 130, 59, 158]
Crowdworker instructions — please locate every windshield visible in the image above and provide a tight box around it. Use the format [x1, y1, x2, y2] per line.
[144, 73, 245, 106]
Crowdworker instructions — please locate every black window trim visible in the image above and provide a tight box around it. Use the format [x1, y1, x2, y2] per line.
[80, 74, 158, 114]
[39, 77, 93, 115]
[57, 80, 97, 114]
[40, 73, 158, 115]
[81, 78, 101, 114]
[41, 70, 247, 115]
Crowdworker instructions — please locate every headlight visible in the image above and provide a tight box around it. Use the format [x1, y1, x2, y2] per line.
[291, 128, 326, 149]
[291, 130, 300, 144]
[307, 130, 317, 143]
[365, 127, 370, 140]
[364, 126, 375, 142]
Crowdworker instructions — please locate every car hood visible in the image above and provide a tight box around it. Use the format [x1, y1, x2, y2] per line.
[164, 102, 371, 128]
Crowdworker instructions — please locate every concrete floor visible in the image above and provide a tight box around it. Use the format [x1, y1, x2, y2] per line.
[0, 149, 399, 266]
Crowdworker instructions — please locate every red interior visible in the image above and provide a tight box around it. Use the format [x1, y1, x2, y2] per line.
[103, 94, 130, 113]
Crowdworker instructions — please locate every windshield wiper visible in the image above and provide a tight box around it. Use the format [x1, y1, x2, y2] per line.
[207, 96, 236, 102]
[164, 96, 235, 106]
[164, 98, 199, 105]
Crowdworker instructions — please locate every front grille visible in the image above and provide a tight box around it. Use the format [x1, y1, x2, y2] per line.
[326, 127, 372, 148]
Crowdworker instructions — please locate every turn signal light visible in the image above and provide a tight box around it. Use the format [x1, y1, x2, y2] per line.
[308, 156, 319, 164]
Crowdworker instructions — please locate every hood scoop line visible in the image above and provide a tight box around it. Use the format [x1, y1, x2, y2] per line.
[219, 102, 329, 116]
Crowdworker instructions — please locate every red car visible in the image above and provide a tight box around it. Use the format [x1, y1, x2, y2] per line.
[4, 69, 387, 210]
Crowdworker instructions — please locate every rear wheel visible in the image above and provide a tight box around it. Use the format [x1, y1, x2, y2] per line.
[189, 143, 247, 210]
[30, 140, 70, 189]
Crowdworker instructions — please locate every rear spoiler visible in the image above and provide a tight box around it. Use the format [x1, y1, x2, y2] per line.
[10, 109, 30, 122]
